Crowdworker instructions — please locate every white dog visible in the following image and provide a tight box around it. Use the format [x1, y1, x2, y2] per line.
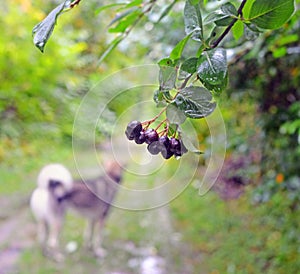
[30, 163, 73, 261]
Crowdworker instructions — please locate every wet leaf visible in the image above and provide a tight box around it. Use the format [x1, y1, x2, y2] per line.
[153, 90, 172, 107]
[166, 103, 186, 125]
[197, 48, 228, 93]
[158, 58, 177, 90]
[204, 12, 230, 25]
[181, 57, 198, 74]
[184, 0, 203, 41]
[204, 3, 236, 26]
[32, 1, 70, 52]
[214, 16, 233, 27]
[181, 131, 203, 154]
[221, 2, 237, 16]
[174, 86, 216, 119]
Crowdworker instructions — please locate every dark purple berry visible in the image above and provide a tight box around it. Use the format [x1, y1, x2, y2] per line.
[158, 136, 169, 157]
[174, 139, 188, 157]
[147, 141, 161, 155]
[135, 131, 146, 144]
[161, 148, 174, 159]
[158, 136, 170, 148]
[169, 137, 180, 153]
[125, 121, 142, 140]
[145, 128, 159, 144]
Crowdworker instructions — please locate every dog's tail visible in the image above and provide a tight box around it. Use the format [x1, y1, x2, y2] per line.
[37, 164, 73, 191]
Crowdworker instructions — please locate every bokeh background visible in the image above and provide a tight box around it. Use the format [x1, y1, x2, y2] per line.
[0, 0, 299, 273]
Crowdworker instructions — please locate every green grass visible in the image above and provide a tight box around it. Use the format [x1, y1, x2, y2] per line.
[170, 186, 300, 274]
[1, 139, 300, 273]
[0, 139, 74, 195]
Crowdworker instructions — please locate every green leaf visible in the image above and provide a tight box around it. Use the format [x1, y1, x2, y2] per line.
[242, 0, 255, 19]
[184, 0, 203, 41]
[244, 22, 261, 33]
[124, 0, 143, 8]
[174, 86, 216, 119]
[158, 58, 175, 67]
[197, 48, 228, 93]
[32, 0, 69, 52]
[204, 12, 230, 25]
[156, 0, 177, 23]
[95, 3, 127, 15]
[214, 16, 233, 27]
[206, 26, 224, 46]
[232, 20, 244, 40]
[166, 103, 187, 125]
[158, 58, 177, 90]
[97, 36, 123, 64]
[204, 3, 236, 26]
[170, 34, 192, 61]
[220, 2, 237, 16]
[153, 90, 166, 107]
[181, 57, 198, 74]
[249, 0, 295, 29]
[109, 10, 141, 33]
[244, 23, 260, 40]
[181, 132, 203, 154]
[153, 90, 172, 107]
[108, 8, 138, 27]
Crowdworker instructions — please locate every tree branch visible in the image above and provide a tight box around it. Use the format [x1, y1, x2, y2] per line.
[210, 0, 248, 49]
[70, 0, 82, 9]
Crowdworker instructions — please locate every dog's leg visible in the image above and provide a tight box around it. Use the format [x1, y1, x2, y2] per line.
[46, 218, 65, 262]
[38, 220, 52, 259]
[83, 219, 96, 251]
[37, 220, 47, 247]
[92, 218, 107, 258]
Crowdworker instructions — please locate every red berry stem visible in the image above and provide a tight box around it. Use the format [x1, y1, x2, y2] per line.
[158, 124, 169, 137]
[155, 118, 167, 131]
[141, 106, 167, 127]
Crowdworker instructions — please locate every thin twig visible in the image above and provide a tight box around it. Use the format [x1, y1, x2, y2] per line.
[155, 118, 167, 131]
[210, 0, 248, 49]
[70, 0, 82, 9]
[179, 73, 193, 90]
[142, 106, 167, 127]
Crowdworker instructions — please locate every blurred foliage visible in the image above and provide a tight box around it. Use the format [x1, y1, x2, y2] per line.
[171, 186, 300, 273]
[0, 0, 149, 162]
[226, 3, 300, 207]
[0, 0, 87, 143]
[0, 0, 299, 273]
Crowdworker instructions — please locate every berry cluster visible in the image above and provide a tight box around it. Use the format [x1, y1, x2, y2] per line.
[125, 121, 188, 159]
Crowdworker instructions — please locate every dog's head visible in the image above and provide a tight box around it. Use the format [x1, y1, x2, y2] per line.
[48, 179, 69, 201]
[104, 161, 124, 184]
[37, 164, 73, 200]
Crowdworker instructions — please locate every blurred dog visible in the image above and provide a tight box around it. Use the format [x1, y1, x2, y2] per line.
[30, 163, 73, 261]
[60, 161, 123, 257]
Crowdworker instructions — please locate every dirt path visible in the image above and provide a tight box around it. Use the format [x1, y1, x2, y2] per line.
[0, 194, 35, 274]
[0, 192, 188, 274]
[0, 141, 193, 273]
